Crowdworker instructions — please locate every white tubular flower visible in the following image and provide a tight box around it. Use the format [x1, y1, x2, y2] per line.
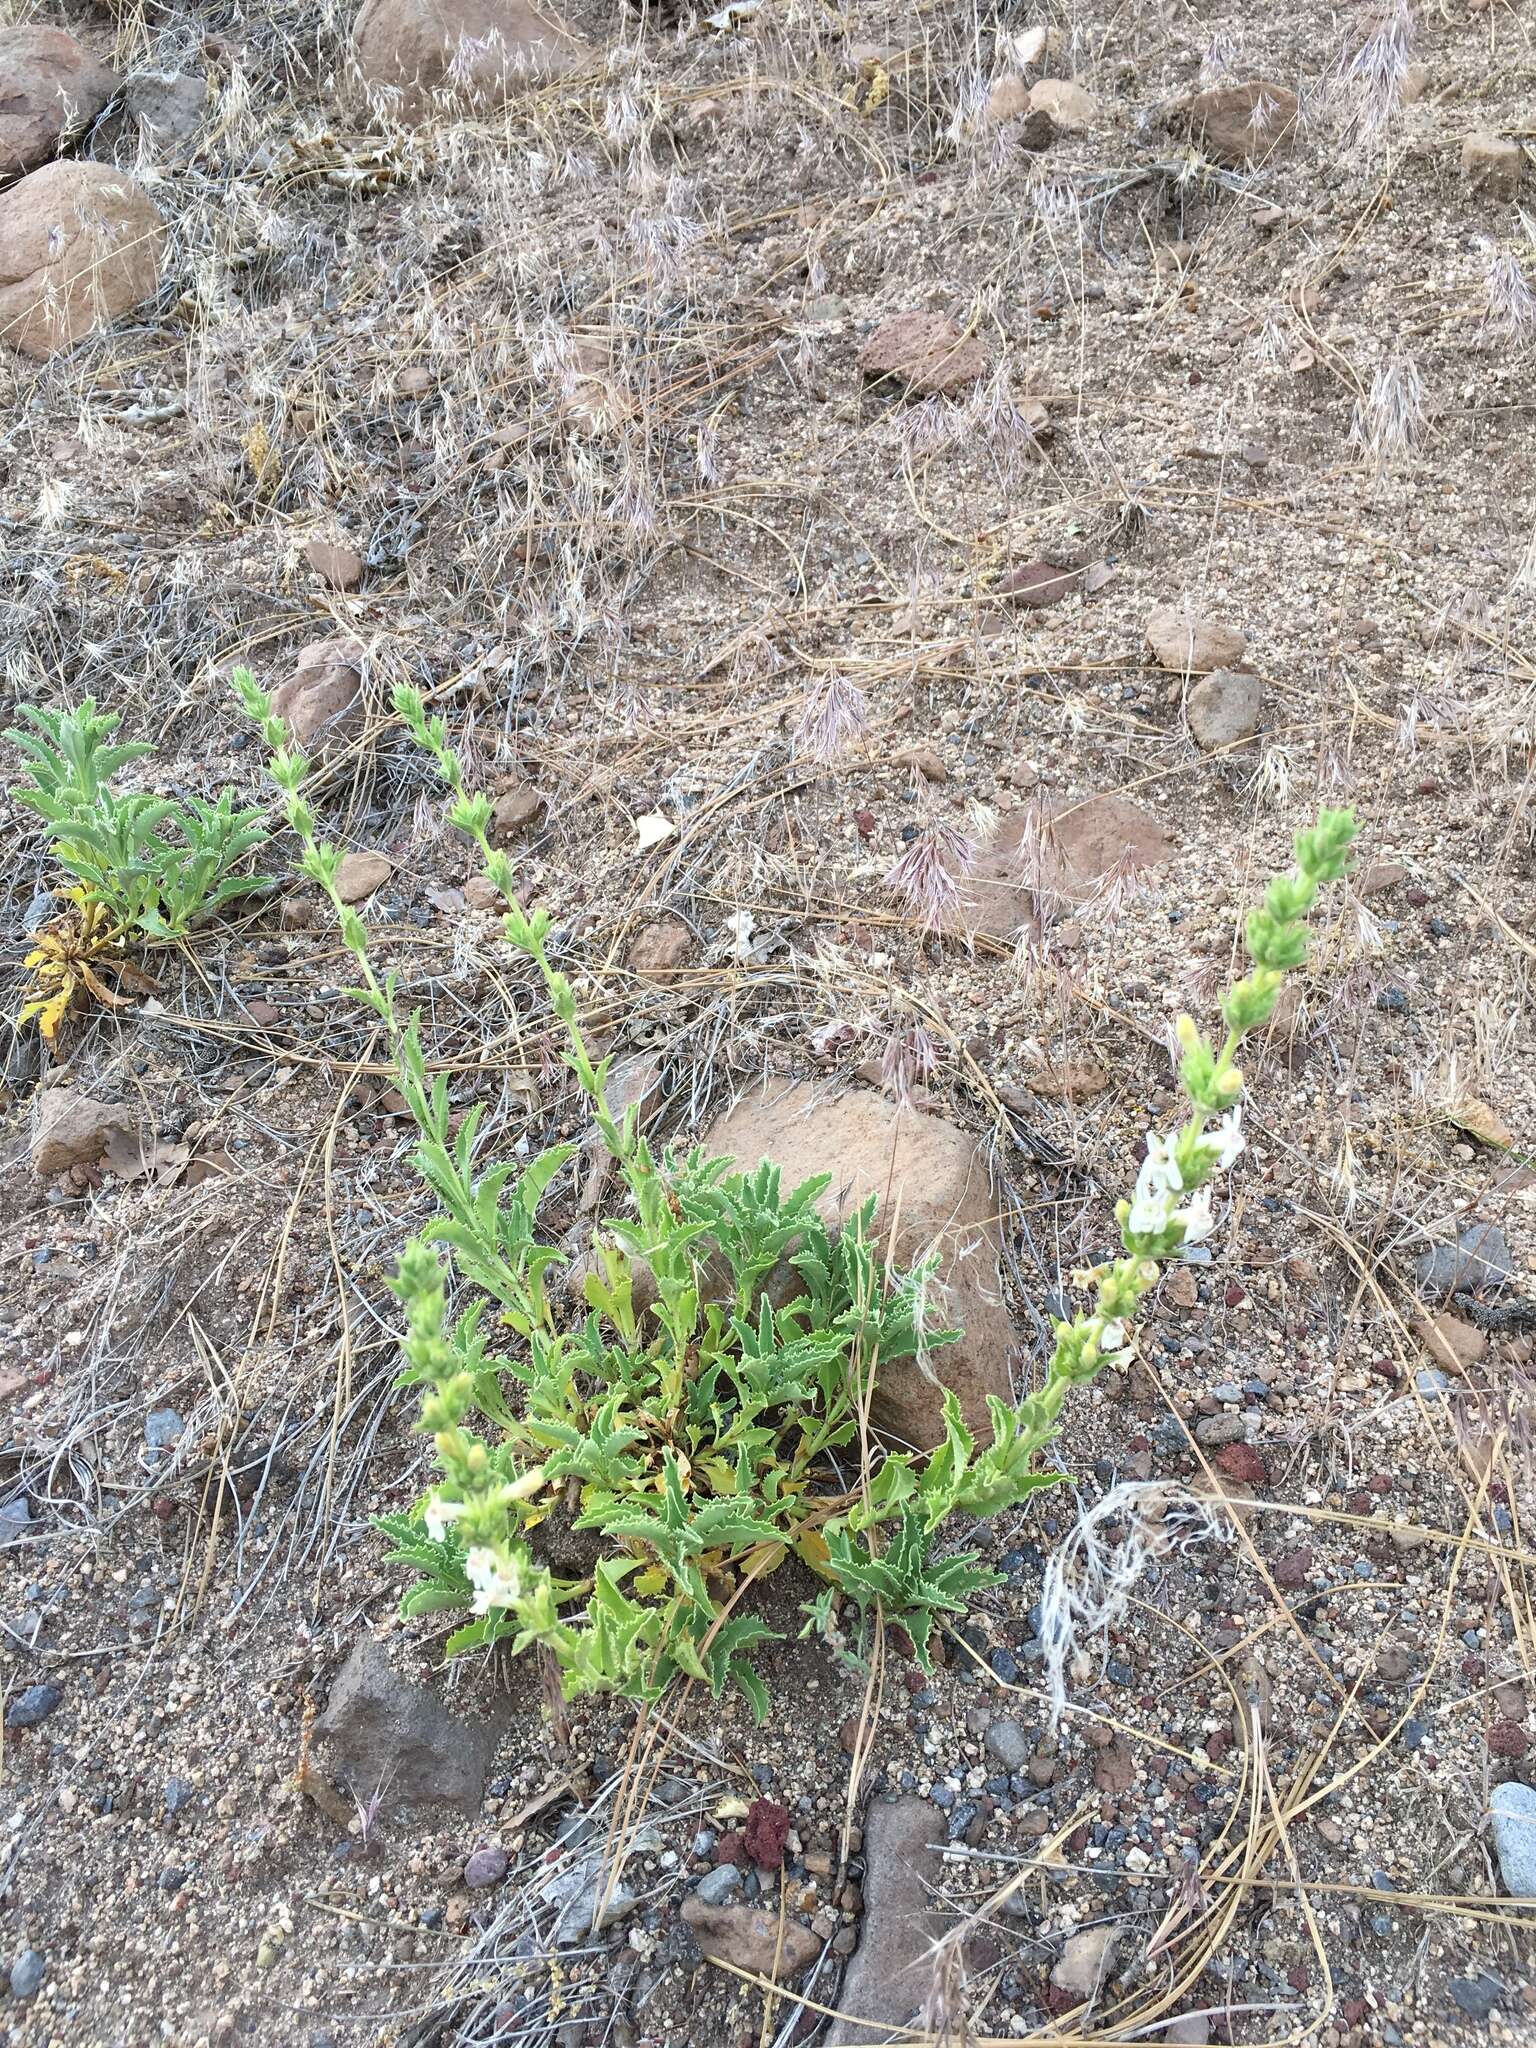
[466, 1545, 523, 1615]
[1177, 1187, 1215, 1243]
[424, 1495, 466, 1542]
[1211, 1108, 1245, 1171]
[1129, 1153, 1178, 1236]
[1097, 1318, 1130, 1361]
[1142, 1132, 1184, 1195]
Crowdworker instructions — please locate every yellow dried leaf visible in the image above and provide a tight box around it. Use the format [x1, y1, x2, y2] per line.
[1447, 1097, 1512, 1150]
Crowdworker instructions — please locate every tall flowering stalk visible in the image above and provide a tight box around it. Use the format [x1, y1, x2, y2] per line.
[1050, 808, 1357, 1393]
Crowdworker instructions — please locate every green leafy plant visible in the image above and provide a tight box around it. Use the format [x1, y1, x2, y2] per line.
[7, 702, 271, 1038]
[234, 662, 1355, 1717]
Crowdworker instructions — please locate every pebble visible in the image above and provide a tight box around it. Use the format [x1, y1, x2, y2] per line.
[463, 1845, 508, 1888]
[695, 1863, 743, 1906]
[10, 1950, 45, 2000]
[5, 1681, 62, 1729]
[164, 1777, 195, 1815]
[984, 1720, 1031, 1771]
[1414, 1224, 1513, 1301]
[1194, 1414, 1245, 1447]
[1490, 1780, 1536, 1896]
[145, 1407, 185, 1449]
[1449, 1973, 1504, 2020]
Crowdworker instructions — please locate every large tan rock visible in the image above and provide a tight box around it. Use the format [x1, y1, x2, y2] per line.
[700, 1083, 1019, 1449]
[1462, 132, 1523, 200]
[857, 312, 987, 397]
[30, 1090, 138, 1177]
[267, 639, 365, 755]
[0, 28, 119, 176]
[352, 0, 584, 122]
[959, 793, 1175, 939]
[680, 1897, 819, 1981]
[1027, 78, 1099, 133]
[1146, 605, 1248, 674]
[0, 163, 163, 360]
[1175, 81, 1298, 166]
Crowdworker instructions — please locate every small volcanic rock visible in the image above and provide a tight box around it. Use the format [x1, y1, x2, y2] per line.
[857, 311, 986, 398]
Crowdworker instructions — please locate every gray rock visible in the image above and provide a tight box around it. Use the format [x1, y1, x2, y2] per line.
[5, 1681, 61, 1729]
[0, 1493, 31, 1536]
[10, 1950, 46, 1999]
[1490, 1780, 1536, 1897]
[1194, 1413, 1245, 1447]
[164, 1776, 195, 1815]
[541, 1852, 638, 1945]
[1186, 668, 1263, 752]
[983, 1719, 1031, 1772]
[463, 1844, 508, 1889]
[125, 70, 206, 147]
[695, 1862, 743, 1906]
[313, 1639, 506, 1817]
[1414, 1224, 1514, 1301]
[1414, 1367, 1450, 1398]
[1449, 1973, 1504, 2020]
[827, 1796, 949, 2044]
[145, 1407, 184, 1449]
[1165, 2018, 1210, 2045]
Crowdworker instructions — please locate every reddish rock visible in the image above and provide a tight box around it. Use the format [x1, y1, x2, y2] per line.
[857, 311, 986, 397]
[489, 785, 545, 841]
[627, 917, 693, 981]
[268, 639, 365, 755]
[0, 28, 119, 175]
[305, 535, 363, 591]
[1174, 81, 1299, 166]
[1488, 1720, 1529, 1759]
[700, 1083, 1022, 1449]
[0, 162, 163, 359]
[743, 1798, 792, 1869]
[958, 792, 1175, 940]
[1214, 1443, 1267, 1486]
[1000, 559, 1078, 607]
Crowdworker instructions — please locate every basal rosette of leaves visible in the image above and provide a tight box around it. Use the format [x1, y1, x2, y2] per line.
[7, 700, 270, 1040]
[234, 664, 1355, 1717]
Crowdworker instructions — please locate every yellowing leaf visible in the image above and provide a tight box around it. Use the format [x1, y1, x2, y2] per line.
[633, 1565, 668, 1597]
[1447, 1097, 1513, 1150]
[739, 1541, 786, 1580]
[794, 1527, 832, 1576]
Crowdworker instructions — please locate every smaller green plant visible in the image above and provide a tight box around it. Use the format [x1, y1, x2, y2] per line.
[234, 658, 1357, 1723]
[8, 701, 270, 1038]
